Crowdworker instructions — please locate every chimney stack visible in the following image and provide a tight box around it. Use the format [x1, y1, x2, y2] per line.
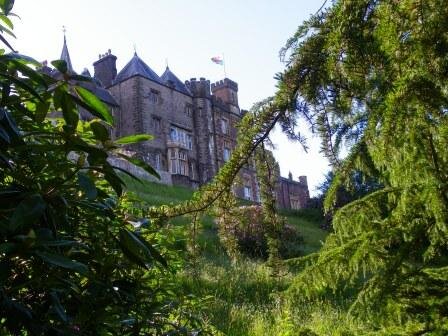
[93, 50, 117, 88]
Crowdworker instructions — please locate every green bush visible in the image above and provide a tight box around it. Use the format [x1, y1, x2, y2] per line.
[218, 205, 303, 259]
[0, 3, 206, 334]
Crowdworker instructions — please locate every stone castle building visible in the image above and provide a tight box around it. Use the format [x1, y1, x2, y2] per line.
[55, 36, 310, 209]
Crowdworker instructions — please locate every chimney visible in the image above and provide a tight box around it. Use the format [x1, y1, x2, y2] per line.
[93, 49, 117, 87]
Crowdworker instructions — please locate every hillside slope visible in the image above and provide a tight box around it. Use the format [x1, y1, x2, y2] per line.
[124, 177, 328, 335]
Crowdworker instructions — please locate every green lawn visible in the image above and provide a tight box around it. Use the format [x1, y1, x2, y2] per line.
[123, 177, 329, 335]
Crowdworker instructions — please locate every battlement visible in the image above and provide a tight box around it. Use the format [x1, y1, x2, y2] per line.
[185, 77, 211, 98]
[211, 78, 238, 92]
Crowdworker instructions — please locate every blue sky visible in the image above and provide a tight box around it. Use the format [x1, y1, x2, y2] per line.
[12, 0, 330, 195]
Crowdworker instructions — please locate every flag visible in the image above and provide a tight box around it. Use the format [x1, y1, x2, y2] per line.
[211, 56, 224, 65]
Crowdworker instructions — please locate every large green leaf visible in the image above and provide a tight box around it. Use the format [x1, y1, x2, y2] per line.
[54, 87, 78, 130]
[50, 292, 68, 323]
[0, 53, 41, 66]
[90, 120, 110, 142]
[0, 124, 9, 143]
[51, 60, 67, 74]
[115, 134, 153, 145]
[102, 162, 125, 196]
[74, 86, 113, 125]
[118, 228, 154, 269]
[35, 251, 88, 275]
[0, 21, 15, 38]
[0, 13, 13, 29]
[34, 99, 50, 123]
[0, 109, 22, 144]
[134, 233, 167, 268]
[0, 28, 14, 51]
[9, 59, 48, 88]
[0, 0, 15, 15]
[9, 194, 46, 232]
[77, 171, 97, 200]
[0, 72, 43, 101]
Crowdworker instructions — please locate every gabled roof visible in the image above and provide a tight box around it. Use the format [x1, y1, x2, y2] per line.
[60, 34, 74, 73]
[114, 52, 161, 84]
[161, 66, 192, 96]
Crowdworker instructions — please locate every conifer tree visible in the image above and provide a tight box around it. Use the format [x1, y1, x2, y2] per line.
[276, 0, 448, 333]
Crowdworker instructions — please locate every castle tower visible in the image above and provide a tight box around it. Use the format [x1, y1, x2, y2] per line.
[186, 78, 218, 183]
[211, 78, 240, 114]
[93, 50, 117, 88]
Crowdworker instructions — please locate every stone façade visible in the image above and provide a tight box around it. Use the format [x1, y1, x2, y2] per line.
[55, 37, 310, 209]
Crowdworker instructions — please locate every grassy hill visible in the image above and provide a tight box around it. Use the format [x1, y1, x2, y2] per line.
[123, 177, 328, 335]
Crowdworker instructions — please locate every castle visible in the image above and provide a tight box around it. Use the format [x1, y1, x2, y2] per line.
[54, 36, 310, 209]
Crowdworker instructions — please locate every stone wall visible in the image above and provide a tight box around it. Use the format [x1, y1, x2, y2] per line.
[110, 76, 200, 184]
[187, 78, 217, 184]
[108, 156, 172, 185]
[106, 69, 307, 208]
[276, 176, 310, 209]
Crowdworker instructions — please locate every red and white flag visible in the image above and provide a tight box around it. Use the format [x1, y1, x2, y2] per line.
[211, 56, 224, 65]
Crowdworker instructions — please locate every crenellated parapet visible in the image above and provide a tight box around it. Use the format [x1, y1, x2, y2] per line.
[185, 77, 211, 98]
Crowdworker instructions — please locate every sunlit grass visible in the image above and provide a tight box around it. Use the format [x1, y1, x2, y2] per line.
[123, 176, 333, 335]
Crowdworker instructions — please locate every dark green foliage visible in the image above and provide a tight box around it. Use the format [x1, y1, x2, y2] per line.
[317, 170, 382, 229]
[254, 145, 284, 269]
[0, 4, 206, 335]
[273, 0, 448, 334]
[217, 204, 303, 260]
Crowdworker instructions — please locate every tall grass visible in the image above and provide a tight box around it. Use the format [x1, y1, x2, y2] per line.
[123, 177, 350, 335]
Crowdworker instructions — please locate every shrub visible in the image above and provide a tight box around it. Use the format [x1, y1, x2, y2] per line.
[0, 3, 207, 334]
[217, 205, 303, 259]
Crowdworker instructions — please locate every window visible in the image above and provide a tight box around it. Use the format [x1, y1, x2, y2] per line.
[223, 140, 231, 162]
[244, 186, 252, 201]
[152, 116, 161, 132]
[221, 118, 229, 135]
[169, 148, 178, 174]
[185, 104, 193, 117]
[186, 134, 193, 150]
[223, 147, 231, 162]
[154, 153, 161, 170]
[290, 199, 300, 210]
[170, 127, 177, 141]
[169, 126, 193, 150]
[149, 89, 160, 104]
[178, 150, 188, 175]
[168, 148, 189, 176]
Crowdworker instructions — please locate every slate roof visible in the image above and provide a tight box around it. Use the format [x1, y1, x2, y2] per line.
[161, 66, 192, 96]
[60, 35, 74, 73]
[114, 52, 162, 84]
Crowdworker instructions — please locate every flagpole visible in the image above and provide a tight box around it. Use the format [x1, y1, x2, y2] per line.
[222, 52, 227, 78]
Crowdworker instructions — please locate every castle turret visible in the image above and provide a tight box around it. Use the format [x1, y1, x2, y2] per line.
[186, 78, 218, 183]
[93, 49, 117, 87]
[211, 78, 239, 108]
